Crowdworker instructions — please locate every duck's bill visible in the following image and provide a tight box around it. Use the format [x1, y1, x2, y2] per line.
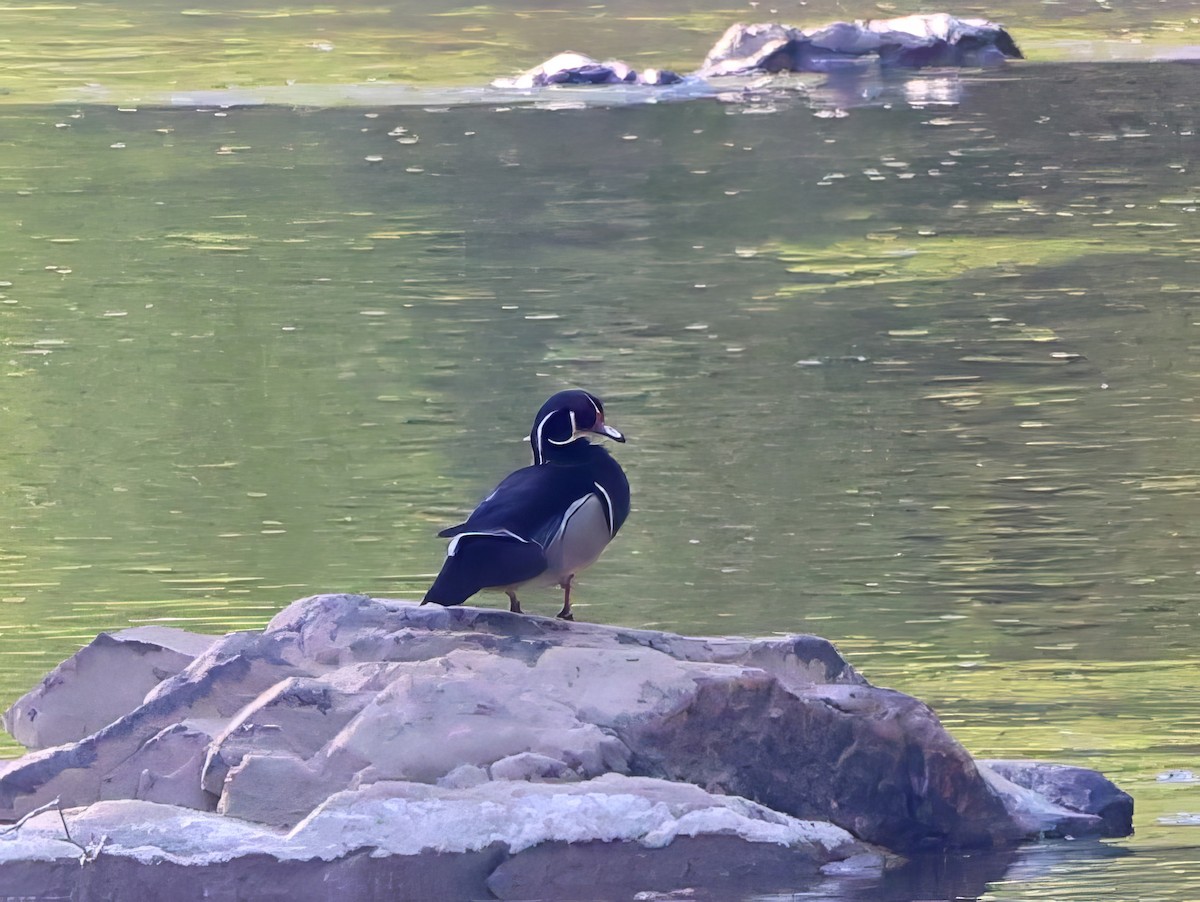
[592, 422, 626, 443]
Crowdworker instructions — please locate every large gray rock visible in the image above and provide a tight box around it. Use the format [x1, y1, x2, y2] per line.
[0, 593, 1131, 895]
[2, 626, 216, 751]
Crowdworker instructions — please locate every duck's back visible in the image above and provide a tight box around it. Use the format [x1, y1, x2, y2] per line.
[442, 443, 629, 545]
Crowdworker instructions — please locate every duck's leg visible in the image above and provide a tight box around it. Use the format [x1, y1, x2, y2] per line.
[555, 576, 575, 621]
[506, 591, 523, 614]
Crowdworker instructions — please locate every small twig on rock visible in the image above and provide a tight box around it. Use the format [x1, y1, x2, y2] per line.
[82, 834, 107, 865]
[55, 804, 103, 864]
[0, 796, 101, 865]
[57, 804, 81, 854]
[0, 796, 64, 836]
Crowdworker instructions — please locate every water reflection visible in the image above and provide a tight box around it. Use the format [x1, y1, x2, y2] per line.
[757, 845, 1022, 901]
[743, 838, 1134, 901]
[141, 67, 986, 115]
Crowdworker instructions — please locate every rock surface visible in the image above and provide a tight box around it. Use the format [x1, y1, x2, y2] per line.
[0, 594, 1131, 898]
[1, 626, 216, 751]
[982, 759, 1135, 838]
[1, 777, 872, 900]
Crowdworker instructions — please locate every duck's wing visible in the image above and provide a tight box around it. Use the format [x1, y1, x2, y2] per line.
[437, 465, 593, 543]
[425, 465, 598, 606]
[423, 528, 547, 606]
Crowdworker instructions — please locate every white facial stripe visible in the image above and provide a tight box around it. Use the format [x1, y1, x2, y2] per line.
[593, 481, 615, 537]
[534, 410, 556, 464]
[546, 409, 578, 446]
[585, 394, 602, 420]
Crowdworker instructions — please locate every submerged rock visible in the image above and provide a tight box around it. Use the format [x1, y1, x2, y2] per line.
[0, 594, 1129, 897]
[982, 759, 1135, 837]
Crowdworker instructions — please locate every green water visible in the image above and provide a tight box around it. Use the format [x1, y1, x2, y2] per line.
[1, 2, 1199, 898]
[1, 0, 1199, 104]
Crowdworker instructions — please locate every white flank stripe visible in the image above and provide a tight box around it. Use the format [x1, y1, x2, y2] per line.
[447, 528, 529, 557]
[553, 494, 594, 548]
[593, 482, 616, 537]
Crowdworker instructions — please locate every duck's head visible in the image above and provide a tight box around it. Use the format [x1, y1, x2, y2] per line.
[530, 389, 625, 464]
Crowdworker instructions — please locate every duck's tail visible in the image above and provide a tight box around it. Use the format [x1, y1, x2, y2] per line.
[423, 532, 546, 606]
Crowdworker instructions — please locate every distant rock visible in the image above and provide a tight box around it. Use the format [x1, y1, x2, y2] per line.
[697, 15, 1022, 78]
[0, 594, 1129, 898]
[494, 13, 1023, 93]
[496, 51, 683, 89]
[865, 13, 1024, 68]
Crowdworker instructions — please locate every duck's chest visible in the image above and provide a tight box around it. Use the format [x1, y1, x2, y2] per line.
[537, 492, 614, 584]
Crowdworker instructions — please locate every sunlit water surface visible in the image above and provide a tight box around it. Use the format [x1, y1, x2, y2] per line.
[0, 40, 1198, 902]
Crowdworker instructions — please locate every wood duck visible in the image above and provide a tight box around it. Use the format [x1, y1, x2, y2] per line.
[423, 389, 630, 620]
